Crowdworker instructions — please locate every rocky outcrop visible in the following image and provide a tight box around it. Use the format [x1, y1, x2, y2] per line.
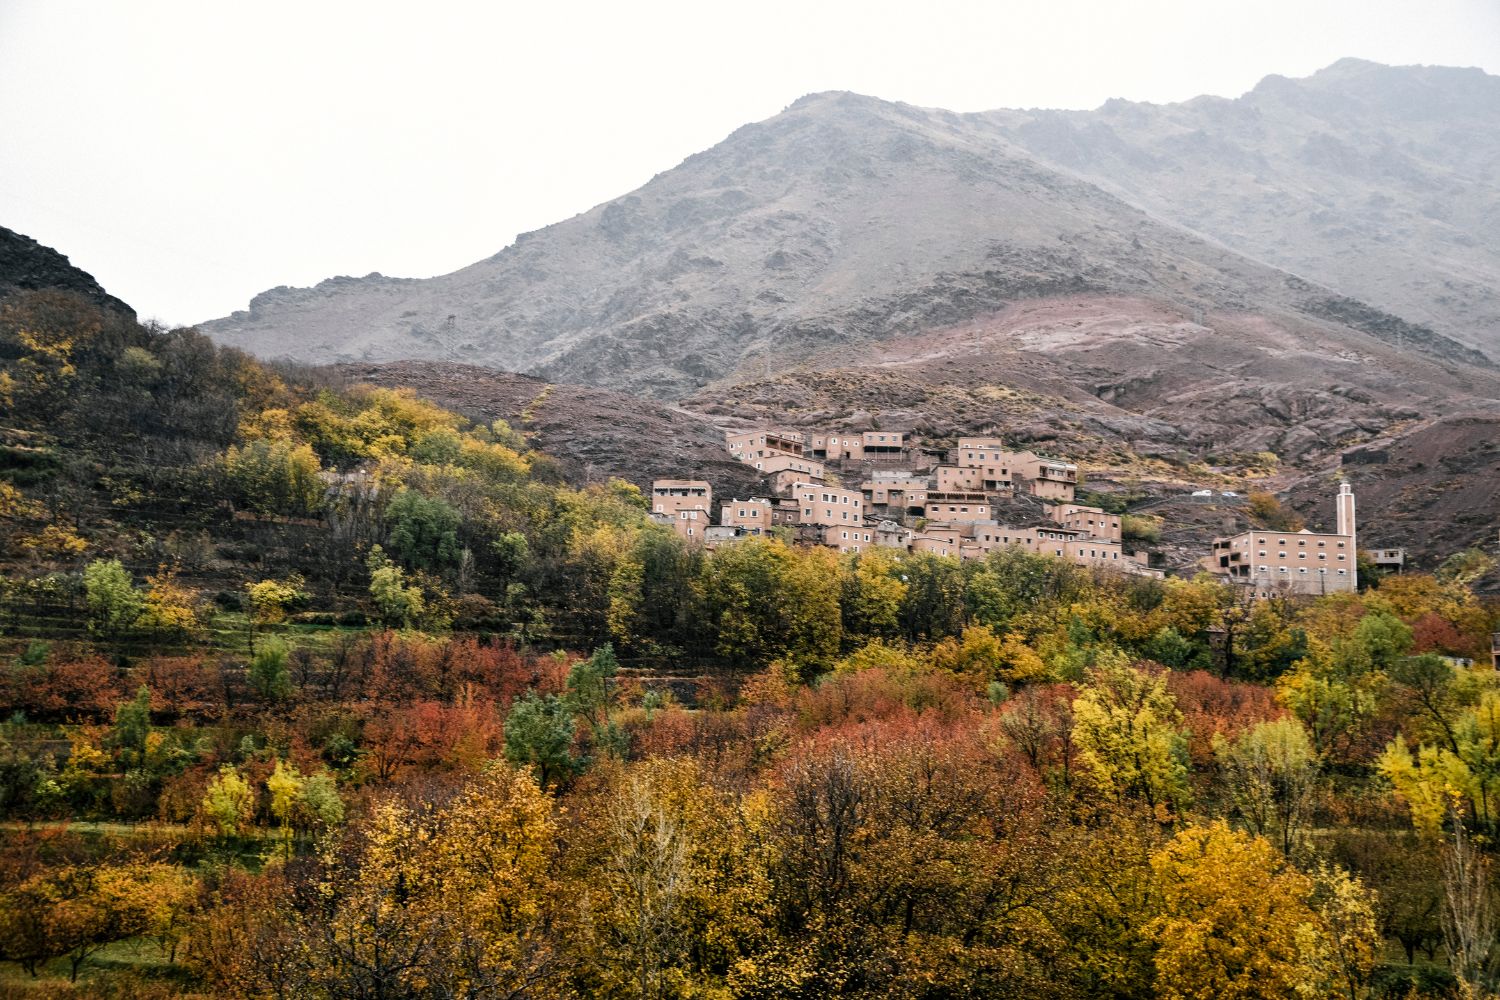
[0, 227, 135, 318]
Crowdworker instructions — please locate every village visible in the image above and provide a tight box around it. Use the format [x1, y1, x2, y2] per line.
[651, 427, 1378, 602]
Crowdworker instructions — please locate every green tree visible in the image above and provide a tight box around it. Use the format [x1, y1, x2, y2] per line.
[200, 765, 254, 837]
[367, 545, 426, 627]
[504, 692, 578, 788]
[1214, 717, 1319, 856]
[385, 488, 462, 571]
[107, 685, 152, 767]
[249, 637, 293, 701]
[82, 558, 143, 635]
[222, 439, 324, 516]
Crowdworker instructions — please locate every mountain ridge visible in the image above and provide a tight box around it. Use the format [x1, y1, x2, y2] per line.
[201, 60, 1497, 400]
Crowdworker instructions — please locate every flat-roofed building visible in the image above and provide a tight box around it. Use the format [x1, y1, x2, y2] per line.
[955, 437, 1009, 468]
[912, 525, 972, 559]
[861, 431, 904, 461]
[1210, 483, 1358, 598]
[862, 475, 925, 505]
[821, 523, 874, 553]
[970, 523, 1087, 559]
[1015, 453, 1078, 501]
[873, 520, 913, 549]
[703, 524, 750, 547]
[793, 483, 865, 527]
[923, 491, 991, 524]
[1049, 504, 1122, 541]
[652, 479, 712, 541]
[1370, 548, 1406, 573]
[808, 433, 861, 461]
[719, 498, 772, 536]
[726, 429, 804, 463]
[807, 430, 906, 462]
[935, 464, 1013, 494]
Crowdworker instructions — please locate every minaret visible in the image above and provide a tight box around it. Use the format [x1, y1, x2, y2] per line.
[1336, 482, 1357, 588]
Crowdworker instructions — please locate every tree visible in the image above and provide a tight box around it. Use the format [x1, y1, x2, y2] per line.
[605, 766, 692, 998]
[568, 644, 624, 758]
[246, 576, 304, 629]
[367, 545, 426, 628]
[266, 759, 304, 858]
[504, 691, 577, 788]
[1214, 717, 1319, 857]
[249, 637, 293, 701]
[82, 558, 143, 635]
[1072, 656, 1191, 818]
[1301, 862, 1382, 1000]
[385, 488, 462, 571]
[107, 685, 153, 767]
[698, 539, 841, 670]
[1148, 821, 1319, 1000]
[1443, 809, 1499, 995]
[136, 569, 199, 639]
[200, 765, 254, 837]
[221, 438, 324, 516]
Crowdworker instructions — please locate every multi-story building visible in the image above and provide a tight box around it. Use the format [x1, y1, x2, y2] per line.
[808, 431, 906, 462]
[651, 479, 712, 541]
[794, 483, 865, 528]
[953, 440, 1074, 501]
[970, 523, 1086, 558]
[861, 475, 929, 514]
[1370, 548, 1406, 573]
[719, 498, 773, 536]
[726, 430, 804, 462]
[873, 520, 913, 549]
[955, 437, 1009, 468]
[911, 525, 979, 560]
[1048, 504, 1121, 541]
[755, 453, 827, 493]
[820, 524, 874, 553]
[860, 431, 904, 461]
[1014, 453, 1078, 501]
[923, 491, 991, 524]
[935, 463, 1013, 495]
[1209, 483, 1357, 597]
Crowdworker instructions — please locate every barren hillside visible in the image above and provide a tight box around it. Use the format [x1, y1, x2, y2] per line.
[201, 63, 1493, 399]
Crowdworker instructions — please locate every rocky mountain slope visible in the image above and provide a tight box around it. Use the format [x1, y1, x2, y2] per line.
[202, 62, 1493, 400]
[0, 226, 135, 318]
[985, 58, 1500, 356]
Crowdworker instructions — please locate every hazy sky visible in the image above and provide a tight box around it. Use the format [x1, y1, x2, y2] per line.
[2, 0, 1498, 325]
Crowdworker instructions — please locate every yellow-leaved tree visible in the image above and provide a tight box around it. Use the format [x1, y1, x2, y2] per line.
[1148, 821, 1319, 1000]
[1072, 654, 1191, 818]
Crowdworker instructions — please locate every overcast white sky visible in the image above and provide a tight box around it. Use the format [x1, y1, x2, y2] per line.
[2, 0, 1497, 325]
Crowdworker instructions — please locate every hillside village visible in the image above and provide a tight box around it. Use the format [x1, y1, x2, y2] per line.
[653, 426, 1396, 602]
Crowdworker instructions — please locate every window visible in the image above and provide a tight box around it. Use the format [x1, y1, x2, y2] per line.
[1338, 569, 1347, 575]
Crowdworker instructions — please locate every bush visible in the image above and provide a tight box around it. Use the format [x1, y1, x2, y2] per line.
[1120, 514, 1162, 546]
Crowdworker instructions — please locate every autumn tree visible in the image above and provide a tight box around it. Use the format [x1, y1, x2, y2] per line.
[1213, 717, 1319, 857]
[1072, 656, 1191, 818]
[1148, 822, 1320, 1000]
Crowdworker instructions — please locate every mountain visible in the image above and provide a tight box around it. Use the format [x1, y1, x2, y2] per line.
[0, 226, 136, 318]
[201, 62, 1495, 400]
[984, 58, 1500, 357]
